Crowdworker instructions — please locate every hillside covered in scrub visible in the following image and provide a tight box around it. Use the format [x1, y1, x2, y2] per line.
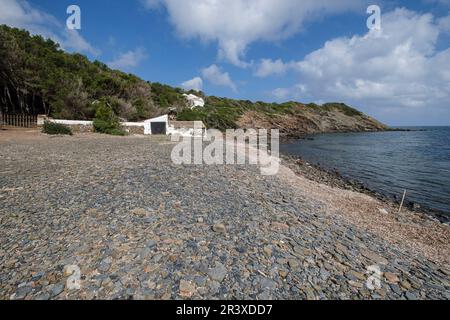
[0, 25, 387, 136]
[177, 99, 387, 137]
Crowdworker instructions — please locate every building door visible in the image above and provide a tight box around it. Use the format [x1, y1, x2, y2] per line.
[151, 122, 166, 135]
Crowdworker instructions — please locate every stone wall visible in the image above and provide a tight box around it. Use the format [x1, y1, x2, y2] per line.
[39, 116, 145, 135]
[66, 124, 94, 133]
[123, 125, 145, 135]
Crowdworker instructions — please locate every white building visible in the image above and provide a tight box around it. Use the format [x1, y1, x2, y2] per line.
[144, 114, 169, 135]
[183, 94, 205, 109]
[144, 114, 205, 137]
[39, 114, 205, 137]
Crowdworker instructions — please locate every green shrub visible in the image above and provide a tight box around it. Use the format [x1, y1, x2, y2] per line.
[322, 103, 363, 117]
[42, 121, 73, 135]
[176, 102, 243, 131]
[93, 101, 126, 136]
[106, 128, 127, 136]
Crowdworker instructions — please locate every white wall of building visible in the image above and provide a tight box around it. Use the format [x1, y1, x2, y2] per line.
[38, 117, 92, 126]
[41, 114, 205, 137]
[143, 115, 169, 135]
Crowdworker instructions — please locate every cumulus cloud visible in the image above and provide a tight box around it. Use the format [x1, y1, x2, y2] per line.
[438, 13, 450, 33]
[0, 0, 100, 56]
[271, 87, 291, 100]
[271, 84, 307, 100]
[201, 64, 237, 91]
[107, 48, 148, 71]
[181, 77, 203, 91]
[143, 0, 364, 67]
[254, 59, 290, 78]
[64, 30, 101, 56]
[267, 9, 450, 124]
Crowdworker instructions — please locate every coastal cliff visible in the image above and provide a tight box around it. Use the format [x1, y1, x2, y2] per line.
[236, 103, 387, 137]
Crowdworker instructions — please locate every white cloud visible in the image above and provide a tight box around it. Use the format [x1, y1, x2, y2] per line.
[201, 64, 237, 91]
[255, 59, 290, 77]
[63, 30, 101, 56]
[143, 0, 364, 67]
[268, 9, 450, 124]
[438, 13, 450, 33]
[181, 77, 203, 91]
[0, 0, 100, 56]
[271, 87, 291, 100]
[0, 0, 58, 28]
[107, 48, 148, 71]
[270, 84, 307, 100]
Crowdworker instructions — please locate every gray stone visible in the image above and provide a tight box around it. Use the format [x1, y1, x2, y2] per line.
[98, 257, 112, 272]
[361, 250, 389, 265]
[257, 290, 273, 300]
[390, 284, 402, 295]
[260, 278, 277, 290]
[320, 268, 331, 280]
[13, 286, 32, 299]
[51, 284, 65, 297]
[194, 276, 208, 287]
[405, 291, 418, 300]
[35, 293, 51, 300]
[146, 240, 157, 248]
[208, 281, 221, 295]
[288, 259, 299, 269]
[208, 263, 228, 282]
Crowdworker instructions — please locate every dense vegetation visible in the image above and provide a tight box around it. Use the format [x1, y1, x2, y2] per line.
[177, 98, 366, 131]
[0, 25, 382, 133]
[42, 121, 72, 135]
[0, 25, 187, 121]
[92, 100, 126, 136]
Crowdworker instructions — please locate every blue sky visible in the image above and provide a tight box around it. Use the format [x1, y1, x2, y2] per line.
[1, 0, 450, 126]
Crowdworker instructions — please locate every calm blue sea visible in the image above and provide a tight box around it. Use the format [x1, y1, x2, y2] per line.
[280, 127, 450, 215]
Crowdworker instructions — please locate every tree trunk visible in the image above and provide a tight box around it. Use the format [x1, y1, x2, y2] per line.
[5, 86, 14, 113]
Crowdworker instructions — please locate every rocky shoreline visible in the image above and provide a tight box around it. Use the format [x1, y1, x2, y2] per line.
[0, 131, 449, 300]
[281, 154, 450, 225]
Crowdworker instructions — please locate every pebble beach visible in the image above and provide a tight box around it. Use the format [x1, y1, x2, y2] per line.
[0, 130, 449, 300]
